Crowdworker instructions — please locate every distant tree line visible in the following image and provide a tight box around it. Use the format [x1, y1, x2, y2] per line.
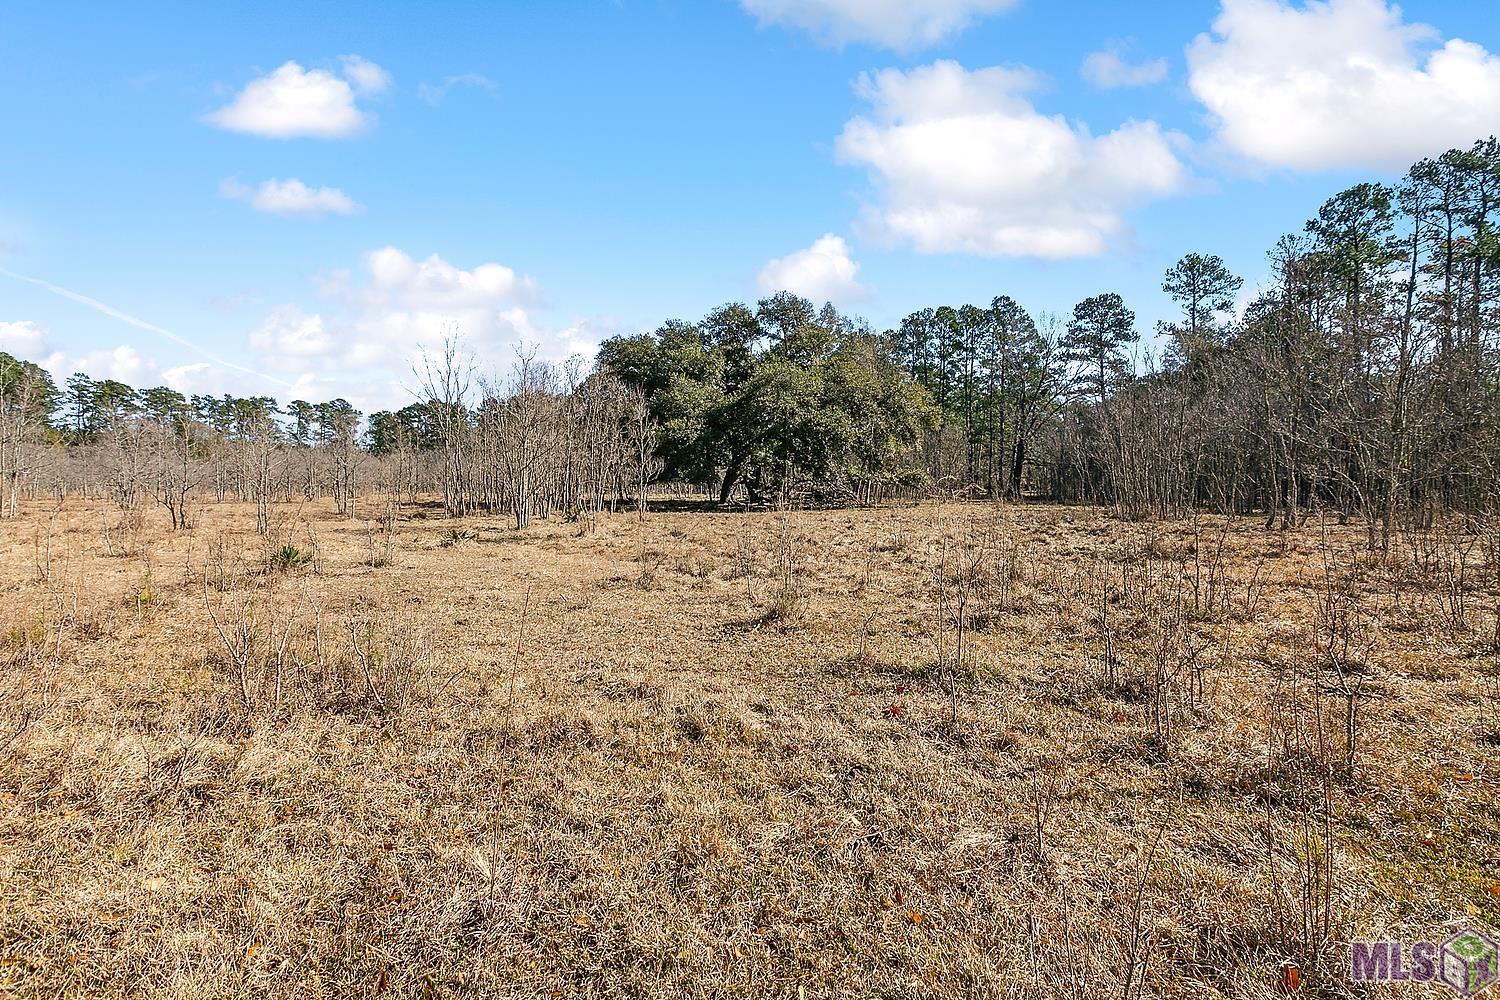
[0, 360, 367, 529]
[1, 137, 1495, 541]
[1092, 137, 1500, 546]
[592, 139, 1498, 540]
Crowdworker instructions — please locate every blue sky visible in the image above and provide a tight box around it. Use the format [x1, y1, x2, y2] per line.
[2, 0, 1497, 412]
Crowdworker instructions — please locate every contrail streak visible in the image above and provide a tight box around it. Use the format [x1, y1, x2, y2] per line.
[0, 266, 293, 389]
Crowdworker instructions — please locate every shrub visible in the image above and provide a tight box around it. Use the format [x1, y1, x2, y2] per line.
[267, 544, 313, 573]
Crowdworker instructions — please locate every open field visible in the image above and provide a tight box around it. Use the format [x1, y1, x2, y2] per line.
[1, 497, 1497, 998]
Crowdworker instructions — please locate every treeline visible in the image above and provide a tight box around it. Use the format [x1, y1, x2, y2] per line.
[1095, 137, 1500, 544]
[595, 138, 1499, 540]
[607, 136, 1499, 541]
[1, 137, 1496, 539]
[0, 362, 366, 529]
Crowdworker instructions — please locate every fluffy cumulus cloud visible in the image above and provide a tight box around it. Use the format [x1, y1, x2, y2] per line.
[45, 345, 156, 385]
[337, 55, 392, 96]
[0, 323, 154, 387]
[248, 305, 336, 360]
[1188, 0, 1500, 171]
[221, 178, 362, 217]
[756, 235, 868, 304]
[1082, 46, 1169, 88]
[205, 57, 389, 139]
[740, 0, 1017, 50]
[0, 320, 47, 356]
[352, 246, 541, 312]
[161, 362, 231, 397]
[244, 248, 603, 408]
[836, 61, 1187, 258]
[162, 361, 334, 403]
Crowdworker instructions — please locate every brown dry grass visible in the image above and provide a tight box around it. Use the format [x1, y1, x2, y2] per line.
[0, 497, 1496, 998]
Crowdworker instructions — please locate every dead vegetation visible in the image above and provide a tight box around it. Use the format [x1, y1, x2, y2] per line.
[0, 496, 1497, 998]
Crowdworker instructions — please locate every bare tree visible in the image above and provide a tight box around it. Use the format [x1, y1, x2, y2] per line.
[152, 417, 204, 530]
[626, 388, 662, 520]
[417, 336, 475, 518]
[491, 353, 565, 530]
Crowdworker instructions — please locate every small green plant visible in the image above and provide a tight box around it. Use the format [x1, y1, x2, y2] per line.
[136, 570, 156, 615]
[268, 544, 313, 573]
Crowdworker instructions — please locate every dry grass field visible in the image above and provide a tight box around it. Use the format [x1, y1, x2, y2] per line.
[1, 497, 1497, 998]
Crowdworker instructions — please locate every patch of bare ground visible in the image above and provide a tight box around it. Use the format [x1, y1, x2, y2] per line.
[1, 497, 1497, 997]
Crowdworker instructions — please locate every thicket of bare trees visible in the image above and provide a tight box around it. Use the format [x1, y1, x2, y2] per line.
[0, 354, 55, 517]
[408, 346, 645, 528]
[890, 138, 1500, 542]
[0, 369, 372, 532]
[0, 340, 653, 535]
[1093, 142, 1500, 538]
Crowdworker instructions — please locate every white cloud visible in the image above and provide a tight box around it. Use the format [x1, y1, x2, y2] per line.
[740, 0, 1017, 50]
[338, 55, 392, 96]
[162, 361, 349, 408]
[67, 345, 155, 384]
[248, 247, 561, 380]
[352, 246, 542, 311]
[36, 343, 166, 398]
[205, 58, 389, 139]
[1187, 0, 1500, 171]
[417, 73, 497, 106]
[0, 320, 47, 356]
[1082, 46, 1169, 88]
[836, 61, 1188, 258]
[756, 235, 869, 304]
[550, 317, 617, 364]
[221, 178, 362, 217]
[320, 248, 546, 365]
[162, 362, 231, 397]
[234, 248, 617, 409]
[248, 305, 336, 364]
